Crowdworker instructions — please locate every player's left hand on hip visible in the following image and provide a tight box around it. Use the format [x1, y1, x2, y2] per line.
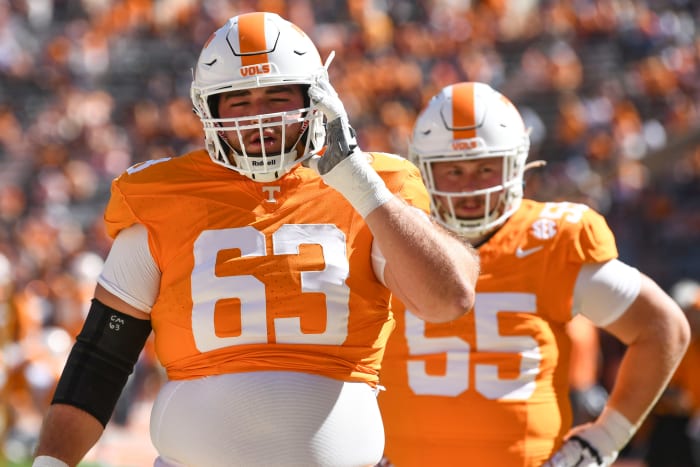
[542, 408, 635, 467]
[303, 76, 392, 217]
[542, 430, 607, 467]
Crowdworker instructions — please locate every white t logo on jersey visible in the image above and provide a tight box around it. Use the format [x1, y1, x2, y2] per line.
[262, 186, 281, 203]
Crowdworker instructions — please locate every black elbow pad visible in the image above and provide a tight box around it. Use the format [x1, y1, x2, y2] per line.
[52, 299, 152, 427]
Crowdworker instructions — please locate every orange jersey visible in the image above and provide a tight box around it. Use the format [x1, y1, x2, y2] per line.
[104, 149, 429, 385]
[380, 199, 618, 466]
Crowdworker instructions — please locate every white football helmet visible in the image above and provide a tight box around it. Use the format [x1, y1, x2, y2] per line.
[409, 82, 530, 239]
[190, 12, 326, 182]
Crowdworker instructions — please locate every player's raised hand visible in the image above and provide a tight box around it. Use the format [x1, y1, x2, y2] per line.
[306, 75, 359, 175]
[304, 72, 392, 217]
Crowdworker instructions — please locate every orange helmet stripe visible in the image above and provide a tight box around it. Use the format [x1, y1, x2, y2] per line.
[238, 12, 269, 67]
[452, 82, 476, 140]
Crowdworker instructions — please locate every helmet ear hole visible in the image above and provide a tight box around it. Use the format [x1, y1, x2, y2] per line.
[301, 84, 310, 109]
[208, 94, 220, 119]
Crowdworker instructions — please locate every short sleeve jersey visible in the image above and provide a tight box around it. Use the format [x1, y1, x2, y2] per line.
[379, 199, 618, 466]
[103, 149, 429, 385]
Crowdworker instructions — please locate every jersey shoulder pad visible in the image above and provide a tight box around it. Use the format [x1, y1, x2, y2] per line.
[124, 157, 173, 177]
[370, 152, 429, 213]
[105, 150, 213, 238]
[116, 150, 210, 186]
[369, 152, 415, 172]
[531, 200, 618, 263]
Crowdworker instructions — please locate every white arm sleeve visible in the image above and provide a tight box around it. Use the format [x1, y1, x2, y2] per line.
[97, 223, 161, 313]
[572, 259, 642, 327]
[370, 206, 432, 286]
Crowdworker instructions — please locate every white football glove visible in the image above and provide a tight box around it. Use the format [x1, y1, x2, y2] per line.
[542, 434, 605, 467]
[306, 75, 357, 176]
[543, 407, 636, 467]
[308, 75, 348, 124]
[304, 75, 392, 217]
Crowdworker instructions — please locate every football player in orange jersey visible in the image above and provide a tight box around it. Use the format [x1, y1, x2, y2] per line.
[377, 82, 690, 467]
[31, 13, 478, 467]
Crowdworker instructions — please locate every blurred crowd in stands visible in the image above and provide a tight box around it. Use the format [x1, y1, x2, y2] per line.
[1, 0, 699, 465]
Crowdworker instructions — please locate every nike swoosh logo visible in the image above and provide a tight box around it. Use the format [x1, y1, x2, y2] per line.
[515, 246, 543, 258]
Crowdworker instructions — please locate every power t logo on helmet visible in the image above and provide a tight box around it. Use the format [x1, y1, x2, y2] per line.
[190, 12, 326, 182]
